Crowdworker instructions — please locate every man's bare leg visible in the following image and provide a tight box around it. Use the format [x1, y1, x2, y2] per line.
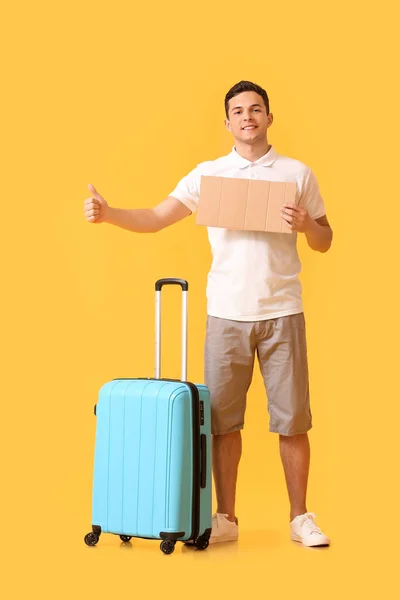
[279, 432, 310, 521]
[212, 430, 242, 521]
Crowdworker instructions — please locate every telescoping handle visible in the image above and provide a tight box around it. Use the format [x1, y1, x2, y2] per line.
[155, 279, 189, 381]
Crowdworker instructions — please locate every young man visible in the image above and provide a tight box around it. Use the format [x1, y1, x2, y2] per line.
[84, 81, 333, 547]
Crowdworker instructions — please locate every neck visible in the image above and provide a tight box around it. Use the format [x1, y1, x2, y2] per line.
[234, 139, 271, 163]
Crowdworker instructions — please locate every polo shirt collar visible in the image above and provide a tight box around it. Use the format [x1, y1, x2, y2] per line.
[230, 145, 278, 168]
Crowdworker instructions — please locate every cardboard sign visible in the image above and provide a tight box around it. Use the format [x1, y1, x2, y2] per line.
[196, 176, 297, 234]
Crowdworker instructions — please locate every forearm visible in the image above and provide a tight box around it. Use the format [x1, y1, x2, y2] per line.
[104, 207, 161, 233]
[304, 219, 332, 252]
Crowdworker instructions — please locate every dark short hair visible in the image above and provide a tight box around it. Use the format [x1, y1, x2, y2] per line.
[225, 81, 270, 118]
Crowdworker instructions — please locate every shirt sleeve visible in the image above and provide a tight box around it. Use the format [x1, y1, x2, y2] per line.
[299, 169, 326, 220]
[169, 166, 202, 214]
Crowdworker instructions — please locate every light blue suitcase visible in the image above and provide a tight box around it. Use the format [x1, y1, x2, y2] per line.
[84, 279, 212, 554]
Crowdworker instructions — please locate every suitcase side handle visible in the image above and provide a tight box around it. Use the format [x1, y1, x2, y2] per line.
[155, 278, 189, 381]
[200, 434, 207, 488]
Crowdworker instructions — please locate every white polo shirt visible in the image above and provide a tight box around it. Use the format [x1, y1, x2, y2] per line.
[170, 146, 326, 321]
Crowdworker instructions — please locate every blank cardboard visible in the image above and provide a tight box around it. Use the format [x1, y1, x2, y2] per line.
[196, 176, 297, 233]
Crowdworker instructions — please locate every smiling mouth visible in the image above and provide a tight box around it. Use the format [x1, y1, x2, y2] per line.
[242, 125, 258, 130]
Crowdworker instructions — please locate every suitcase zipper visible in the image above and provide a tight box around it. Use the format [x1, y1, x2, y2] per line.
[184, 382, 201, 541]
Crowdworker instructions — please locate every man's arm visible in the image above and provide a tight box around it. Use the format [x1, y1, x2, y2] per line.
[105, 196, 192, 232]
[304, 214, 333, 253]
[84, 184, 192, 232]
[281, 205, 333, 253]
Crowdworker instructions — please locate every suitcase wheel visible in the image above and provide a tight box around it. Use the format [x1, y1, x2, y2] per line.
[160, 540, 176, 555]
[194, 536, 209, 551]
[84, 532, 99, 547]
[120, 535, 132, 543]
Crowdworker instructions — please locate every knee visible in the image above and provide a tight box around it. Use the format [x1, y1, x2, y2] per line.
[212, 429, 242, 441]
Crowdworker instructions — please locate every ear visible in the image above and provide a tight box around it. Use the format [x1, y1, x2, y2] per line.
[225, 118, 232, 132]
[266, 113, 274, 128]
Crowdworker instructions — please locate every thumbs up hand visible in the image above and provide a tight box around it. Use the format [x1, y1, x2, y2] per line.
[84, 184, 110, 223]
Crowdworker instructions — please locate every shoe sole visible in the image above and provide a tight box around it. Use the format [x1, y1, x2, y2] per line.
[291, 534, 330, 547]
[209, 536, 238, 545]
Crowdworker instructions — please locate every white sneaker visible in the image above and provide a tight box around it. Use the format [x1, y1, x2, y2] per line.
[209, 513, 239, 545]
[290, 512, 330, 547]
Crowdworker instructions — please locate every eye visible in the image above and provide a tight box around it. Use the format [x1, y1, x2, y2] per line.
[253, 109, 260, 112]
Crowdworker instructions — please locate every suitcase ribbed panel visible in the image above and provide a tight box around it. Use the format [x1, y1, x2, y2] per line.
[92, 379, 195, 539]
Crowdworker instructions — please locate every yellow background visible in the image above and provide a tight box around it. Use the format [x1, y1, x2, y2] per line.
[1, 0, 399, 598]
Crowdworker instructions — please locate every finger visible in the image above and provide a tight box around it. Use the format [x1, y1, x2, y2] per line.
[84, 199, 99, 211]
[285, 219, 296, 230]
[85, 211, 100, 221]
[281, 207, 296, 216]
[87, 214, 99, 222]
[281, 212, 293, 224]
[283, 203, 301, 212]
[84, 197, 98, 206]
[282, 215, 294, 228]
[86, 208, 99, 218]
[283, 220, 295, 230]
[88, 184, 102, 201]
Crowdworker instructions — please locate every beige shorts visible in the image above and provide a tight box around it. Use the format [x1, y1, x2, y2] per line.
[204, 313, 311, 436]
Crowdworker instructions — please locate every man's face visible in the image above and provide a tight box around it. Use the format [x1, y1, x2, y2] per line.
[225, 91, 273, 144]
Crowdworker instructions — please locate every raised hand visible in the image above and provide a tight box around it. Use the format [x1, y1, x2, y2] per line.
[84, 184, 110, 224]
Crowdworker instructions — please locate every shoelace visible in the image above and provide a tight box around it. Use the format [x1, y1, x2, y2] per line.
[301, 513, 323, 535]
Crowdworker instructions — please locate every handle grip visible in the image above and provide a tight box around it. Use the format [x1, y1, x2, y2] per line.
[155, 278, 189, 292]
